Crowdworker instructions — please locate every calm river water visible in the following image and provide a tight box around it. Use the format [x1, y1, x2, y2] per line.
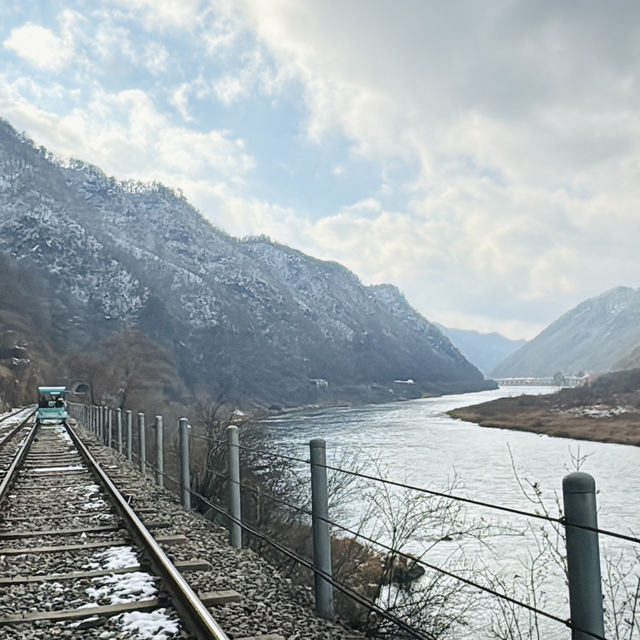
[256, 386, 640, 637]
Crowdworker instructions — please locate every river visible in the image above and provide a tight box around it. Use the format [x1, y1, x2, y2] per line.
[254, 386, 640, 638]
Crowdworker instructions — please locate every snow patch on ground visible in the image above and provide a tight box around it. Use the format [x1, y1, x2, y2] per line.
[66, 482, 101, 495]
[562, 405, 630, 418]
[85, 546, 139, 570]
[32, 465, 84, 472]
[116, 609, 180, 639]
[82, 498, 108, 510]
[68, 615, 101, 628]
[52, 424, 74, 444]
[86, 571, 157, 604]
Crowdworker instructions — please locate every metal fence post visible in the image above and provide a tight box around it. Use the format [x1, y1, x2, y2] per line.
[107, 408, 112, 449]
[99, 406, 104, 442]
[179, 418, 191, 509]
[227, 425, 242, 548]
[155, 415, 164, 488]
[116, 408, 123, 455]
[137, 412, 146, 474]
[310, 437, 334, 620]
[103, 406, 108, 444]
[126, 410, 132, 462]
[562, 472, 605, 640]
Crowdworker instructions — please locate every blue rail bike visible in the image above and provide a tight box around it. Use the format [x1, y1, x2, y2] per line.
[36, 386, 68, 425]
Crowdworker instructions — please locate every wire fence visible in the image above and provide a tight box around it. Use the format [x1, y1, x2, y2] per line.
[67, 401, 639, 640]
[186, 431, 640, 547]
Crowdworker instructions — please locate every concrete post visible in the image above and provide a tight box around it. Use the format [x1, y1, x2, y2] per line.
[99, 406, 104, 442]
[137, 412, 146, 474]
[155, 415, 164, 488]
[103, 406, 108, 444]
[116, 408, 123, 455]
[107, 408, 112, 449]
[563, 472, 605, 640]
[126, 410, 133, 462]
[310, 437, 334, 620]
[179, 418, 191, 509]
[227, 425, 242, 548]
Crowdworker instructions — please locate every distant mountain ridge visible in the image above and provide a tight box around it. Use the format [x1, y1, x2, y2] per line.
[0, 118, 492, 407]
[491, 287, 640, 377]
[435, 324, 526, 375]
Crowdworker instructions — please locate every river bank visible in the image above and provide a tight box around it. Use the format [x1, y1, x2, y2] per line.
[448, 372, 640, 447]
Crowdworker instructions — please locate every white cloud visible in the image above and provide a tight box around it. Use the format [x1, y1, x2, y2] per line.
[213, 74, 247, 106]
[108, 0, 204, 31]
[234, 1, 640, 337]
[170, 84, 194, 122]
[143, 42, 169, 74]
[3, 23, 73, 70]
[0, 81, 254, 192]
[4, 1, 640, 339]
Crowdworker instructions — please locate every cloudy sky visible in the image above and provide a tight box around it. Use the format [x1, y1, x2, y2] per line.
[2, 1, 639, 339]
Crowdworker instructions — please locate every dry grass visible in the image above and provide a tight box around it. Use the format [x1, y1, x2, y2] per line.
[449, 395, 640, 447]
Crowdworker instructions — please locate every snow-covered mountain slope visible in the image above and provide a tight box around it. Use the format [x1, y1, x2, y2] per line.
[0, 118, 491, 406]
[492, 287, 640, 377]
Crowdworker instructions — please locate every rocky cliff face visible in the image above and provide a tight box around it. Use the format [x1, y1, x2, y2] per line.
[0, 118, 491, 407]
[492, 287, 640, 377]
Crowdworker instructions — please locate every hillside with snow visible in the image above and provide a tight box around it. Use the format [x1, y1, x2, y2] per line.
[0, 118, 492, 407]
[492, 287, 640, 378]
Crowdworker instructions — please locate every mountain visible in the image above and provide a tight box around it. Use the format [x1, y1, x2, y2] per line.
[0, 118, 492, 408]
[435, 325, 526, 376]
[491, 287, 640, 378]
[613, 343, 640, 372]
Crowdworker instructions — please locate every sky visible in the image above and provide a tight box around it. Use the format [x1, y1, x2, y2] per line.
[1, 1, 640, 340]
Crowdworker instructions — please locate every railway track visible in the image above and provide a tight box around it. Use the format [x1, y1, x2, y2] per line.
[0, 407, 36, 491]
[0, 406, 34, 428]
[0, 418, 229, 640]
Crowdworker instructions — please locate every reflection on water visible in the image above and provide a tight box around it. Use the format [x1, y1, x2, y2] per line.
[255, 386, 640, 637]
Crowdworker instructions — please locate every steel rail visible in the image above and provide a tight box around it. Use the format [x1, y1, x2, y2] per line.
[65, 423, 230, 640]
[0, 418, 39, 504]
[0, 406, 32, 426]
[0, 409, 36, 451]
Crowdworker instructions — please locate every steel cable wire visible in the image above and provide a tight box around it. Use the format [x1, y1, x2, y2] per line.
[157, 468, 429, 638]
[87, 409, 640, 544]
[235, 440, 640, 546]
[105, 443, 612, 640]
[229, 480, 611, 640]
[183, 485, 433, 640]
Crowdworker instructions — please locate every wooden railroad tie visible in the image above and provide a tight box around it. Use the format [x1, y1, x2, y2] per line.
[0, 590, 242, 624]
[0, 534, 188, 555]
[0, 559, 212, 584]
